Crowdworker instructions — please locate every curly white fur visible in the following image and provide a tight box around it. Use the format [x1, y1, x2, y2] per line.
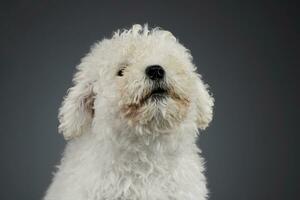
[44, 24, 214, 200]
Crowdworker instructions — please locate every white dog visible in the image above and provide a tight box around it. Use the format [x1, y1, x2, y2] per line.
[44, 24, 214, 200]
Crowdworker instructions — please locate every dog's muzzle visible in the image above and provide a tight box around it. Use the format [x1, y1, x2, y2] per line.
[143, 65, 168, 102]
[148, 87, 168, 100]
[141, 86, 168, 104]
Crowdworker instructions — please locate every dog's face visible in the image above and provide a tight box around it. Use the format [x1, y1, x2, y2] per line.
[58, 25, 214, 139]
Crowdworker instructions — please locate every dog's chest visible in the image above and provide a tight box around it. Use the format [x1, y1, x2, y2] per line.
[86, 149, 181, 200]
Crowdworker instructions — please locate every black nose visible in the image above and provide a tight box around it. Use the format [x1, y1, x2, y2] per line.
[145, 65, 165, 80]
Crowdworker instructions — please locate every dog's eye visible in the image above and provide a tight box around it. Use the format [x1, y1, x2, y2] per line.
[117, 62, 129, 77]
[117, 68, 124, 76]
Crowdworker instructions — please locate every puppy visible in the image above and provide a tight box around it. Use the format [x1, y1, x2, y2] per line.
[44, 24, 214, 200]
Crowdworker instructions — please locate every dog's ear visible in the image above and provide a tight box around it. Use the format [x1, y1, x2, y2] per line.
[195, 75, 214, 130]
[58, 67, 95, 140]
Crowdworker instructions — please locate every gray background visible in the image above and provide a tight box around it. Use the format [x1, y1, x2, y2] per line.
[0, 0, 298, 199]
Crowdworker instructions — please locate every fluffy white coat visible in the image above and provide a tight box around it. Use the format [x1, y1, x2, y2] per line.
[44, 24, 214, 200]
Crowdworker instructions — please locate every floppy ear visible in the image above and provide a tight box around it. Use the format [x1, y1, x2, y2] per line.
[195, 75, 214, 130]
[58, 67, 95, 140]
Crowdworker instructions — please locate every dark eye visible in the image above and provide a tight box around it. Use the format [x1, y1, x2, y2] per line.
[117, 68, 124, 76]
[117, 62, 129, 77]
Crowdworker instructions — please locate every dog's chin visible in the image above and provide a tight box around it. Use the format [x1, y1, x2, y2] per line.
[120, 87, 190, 134]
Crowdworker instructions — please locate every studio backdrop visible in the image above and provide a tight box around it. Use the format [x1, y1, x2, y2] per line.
[0, 1, 298, 200]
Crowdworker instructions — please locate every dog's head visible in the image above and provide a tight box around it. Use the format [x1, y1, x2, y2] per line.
[58, 25, 214, 139]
